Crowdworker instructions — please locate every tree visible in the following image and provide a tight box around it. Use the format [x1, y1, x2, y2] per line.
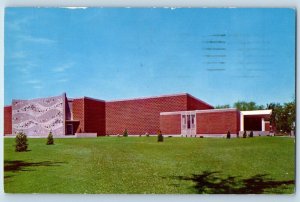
[46, 131, 54, 145]
[157, 130, 164, 142]
[215, 104, 231, 109]
[267, 99, 295, 134]
[226, 131, 231, 139]
[15, 132, 28, 152]
[284, 101, 296, 133]
[233, 101, 264, 111]
[243, 131, 247, 138]
[123, 129, 128, 137]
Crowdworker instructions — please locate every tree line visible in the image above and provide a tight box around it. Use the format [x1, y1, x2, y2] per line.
[215, 99, 296, 134]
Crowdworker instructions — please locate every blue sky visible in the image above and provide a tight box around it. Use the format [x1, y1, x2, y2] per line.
[5, 8, 295, 106]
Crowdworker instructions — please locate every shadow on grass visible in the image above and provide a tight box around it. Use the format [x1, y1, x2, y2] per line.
[172, 171, 294, 194]
[4, 160, 66, 173]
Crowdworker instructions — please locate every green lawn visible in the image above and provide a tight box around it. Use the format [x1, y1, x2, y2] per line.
[4, 136, 295, 194]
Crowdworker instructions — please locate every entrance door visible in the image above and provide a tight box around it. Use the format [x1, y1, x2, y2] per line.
[181, 112, 196, 137]
[66, 124, 74, 135]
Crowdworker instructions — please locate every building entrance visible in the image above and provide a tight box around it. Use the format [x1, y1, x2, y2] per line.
[181, 111, 196, 136]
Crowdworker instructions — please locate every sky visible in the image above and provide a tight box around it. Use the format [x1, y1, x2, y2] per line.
[4, 8, 295, 106]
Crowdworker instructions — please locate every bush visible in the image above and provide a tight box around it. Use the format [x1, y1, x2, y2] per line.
[46, 131, 54, 145]
[249, 131, 254, 138]
[157, 131, 164, 142]
[226, 131, 231, 139]
[15, 132, 28, 152]
[243, 131, 247, 138]
[146, 133, 150, 137]
[123, 129, 128, 137]
[200, 136, 204, 138]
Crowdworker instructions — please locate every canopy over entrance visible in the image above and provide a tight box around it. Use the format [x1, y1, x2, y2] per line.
[240, 110, 272, 132]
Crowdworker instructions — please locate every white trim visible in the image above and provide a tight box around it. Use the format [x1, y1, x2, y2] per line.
[240, 113, 244, 131]
[240, 110, 272, 132]
[160, 111, 184, 115]
[160, 108, 238, 116]
[197, 134, 238, 138]
[195, 108, 237, 113]
[240, 110, 272, 115]
[261, 118, 265, 131]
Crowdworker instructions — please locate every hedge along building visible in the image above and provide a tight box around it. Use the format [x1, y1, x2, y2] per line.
[3, 93, 272, 137]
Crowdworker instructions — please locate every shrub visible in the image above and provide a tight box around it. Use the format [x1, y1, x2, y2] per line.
[123, 129, 128, 137]
[15, 132, 28, 152]
[46, 131, 54, 145]
[243, 131, 247, 138]
[249, 131, 254, 138]
[226, 131, 231, 139]
[146, 133, 150, 137]
[157, 130, 164, 142]
[200, 136, 204, 138]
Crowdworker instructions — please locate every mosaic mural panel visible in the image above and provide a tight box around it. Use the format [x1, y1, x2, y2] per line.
[12, 94, 65, 136]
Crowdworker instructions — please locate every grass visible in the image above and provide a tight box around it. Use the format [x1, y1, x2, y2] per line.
[4, 136, 295, 194]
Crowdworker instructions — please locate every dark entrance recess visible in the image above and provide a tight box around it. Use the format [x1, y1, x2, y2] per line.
[66, 124, 73, 135]
[65, 120, 80, 135]
[244, 116, 262, 131]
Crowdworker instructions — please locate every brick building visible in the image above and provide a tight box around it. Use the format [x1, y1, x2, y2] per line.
[3, 93, 272, 137]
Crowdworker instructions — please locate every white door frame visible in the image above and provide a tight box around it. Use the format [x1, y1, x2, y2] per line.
[181, 111, 196, 137]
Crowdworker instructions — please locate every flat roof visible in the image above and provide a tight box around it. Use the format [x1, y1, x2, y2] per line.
[160, 108, 238, 115]
[12, 93, 66, 103]
[106, 93, 190, 103]
[186, 93, 214, 109]
[71, 96, 105, 102]
[7, 92, 214, 108]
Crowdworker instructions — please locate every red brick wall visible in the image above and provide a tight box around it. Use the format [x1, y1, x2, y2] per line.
[72, 98, 85, 133]
[265, 122, 270, 131]
[160, 114, 181, 134]
[187, 94, 214, 110]
[106, 95, 188, 135]
[72, 98, 106, 136]
[4, 106, 12, 135]
[197, 110, 240, 135]
[84, 98, 106, 136]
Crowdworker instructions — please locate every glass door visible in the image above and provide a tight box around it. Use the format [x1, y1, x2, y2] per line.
[181, 111, 196, 137]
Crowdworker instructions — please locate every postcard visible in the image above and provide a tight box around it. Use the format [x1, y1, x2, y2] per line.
[4, 7, 295, 194]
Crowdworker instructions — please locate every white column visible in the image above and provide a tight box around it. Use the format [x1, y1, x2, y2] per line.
[240, 113, 244, 131]
[261, 118, 265, 131]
